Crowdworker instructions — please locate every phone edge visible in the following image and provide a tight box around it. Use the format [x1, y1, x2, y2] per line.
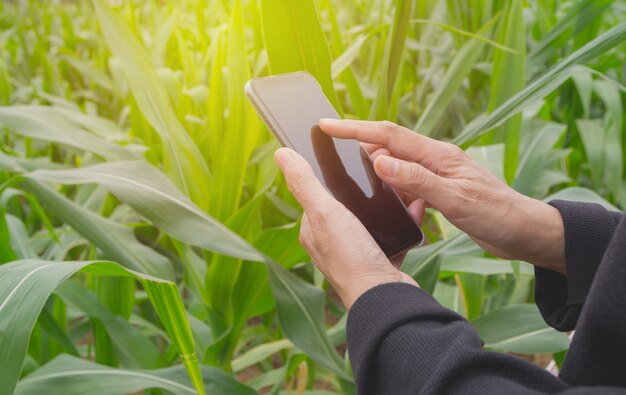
[245, 79, 294, 148]
[245, 75, 424, 257]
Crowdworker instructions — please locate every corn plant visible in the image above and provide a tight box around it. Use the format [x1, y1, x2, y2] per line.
[0, 0, 624, 393]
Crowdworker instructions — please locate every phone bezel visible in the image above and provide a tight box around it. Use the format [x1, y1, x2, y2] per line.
[245, 72, 330, 149]
[245, 72, 423, 258]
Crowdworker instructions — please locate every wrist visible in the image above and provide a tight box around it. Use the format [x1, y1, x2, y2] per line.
[335, 268, 418, 310]
[515, 196, 566, 273]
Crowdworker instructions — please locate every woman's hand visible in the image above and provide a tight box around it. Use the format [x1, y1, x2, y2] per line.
[274, 147, 418, 310]
[319, 119, 566, 274]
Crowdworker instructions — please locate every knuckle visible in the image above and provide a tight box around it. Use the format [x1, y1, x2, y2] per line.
[406, 164, 428, 188]
[443, 142, 467, 159]
[379, 120, 404, 136]
[437, 143, 468, 176]
[444, 182, 474, 217]
[379, 120, 414, 146]
[378, 120, 402, 138]
[379, 120, 398, 131]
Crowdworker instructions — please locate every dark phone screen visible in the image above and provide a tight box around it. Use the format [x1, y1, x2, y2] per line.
[249, 73, 423, 256]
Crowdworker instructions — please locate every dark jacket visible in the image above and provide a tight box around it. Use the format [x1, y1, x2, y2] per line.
[347, 200, 626, 394]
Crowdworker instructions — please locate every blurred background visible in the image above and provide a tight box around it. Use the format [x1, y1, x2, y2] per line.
[0, 0, 625, 394]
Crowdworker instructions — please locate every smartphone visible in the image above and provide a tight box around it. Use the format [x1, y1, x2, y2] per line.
[245, 71, 423, 258]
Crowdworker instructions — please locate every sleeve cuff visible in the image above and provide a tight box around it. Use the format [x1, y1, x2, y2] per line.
[535, 200, 622, 331]
[346, 282, 464, 383]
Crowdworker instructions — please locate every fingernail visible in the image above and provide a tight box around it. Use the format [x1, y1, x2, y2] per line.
[274, 147, 294, 165]
[376, 156, 398, 177]
[319, 118, 341, 126]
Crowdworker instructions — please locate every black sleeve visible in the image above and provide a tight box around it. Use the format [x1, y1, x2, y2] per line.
[534, 200, 623, 331]
[347, 283, 626, 394]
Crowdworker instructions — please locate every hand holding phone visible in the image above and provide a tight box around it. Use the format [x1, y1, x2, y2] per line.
[245, 72, 424, 257]
[273, 145, 420, 309]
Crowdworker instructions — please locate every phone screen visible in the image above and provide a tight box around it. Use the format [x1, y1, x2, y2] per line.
[247, 72, 423, 257]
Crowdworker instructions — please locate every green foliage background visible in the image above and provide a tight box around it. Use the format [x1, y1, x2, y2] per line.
[0, 0, 625, 393]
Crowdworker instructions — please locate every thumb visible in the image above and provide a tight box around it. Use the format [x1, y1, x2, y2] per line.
[374, 155, 447, 207]
[274, 147, 335, 212]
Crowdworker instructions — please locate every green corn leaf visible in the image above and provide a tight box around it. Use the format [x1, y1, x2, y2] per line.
[255, 222, 309, 269]
[0, 206, 18, 264]
[91, 276, 135, 367]
[331, 34, 371, 79]
[60, 55, 116, 92]
[574, 66, 626, 94]
[370, 0, 412, 120]
[1, 187, 59, 245]
[207, 0, 263, 221]
[54, 107, 133, 142]
[456, 273, 485, 320]
[483, 0, 526, 184]
[36, 307, 80, 358]
[329, 24, 393, 81]
[260, 0, 342, 114]
[410, 19, 517, 53]
[27, 161, 264, 262]
[472, 304, 570, 354]
[414, 15, 498, 137]
[577, 119, 606, 191]
[206, 29, 227, 163]
[528, 0, 615, 68]
[322, 0, 368, 118]
[94, 276, 134, 320]
[15, 355, 255, 395]
[440, 256, 534, 276]
[92, 0, 212, 210]
[232, 339, 292, 373]
[544, 187, 621, 211]
[433, 281, 464, 316]
[466, 144, 506, 181]
[54, 281, 161, 369]
[454, 20, 626, 146]
[0, 260, 205, 395]
[266, 259, 351, 381]
[22, 177, 174, 280]
[8, 1, 624, 388]
[401, 234, 470, 293]
[150, 12, 178, 68]
[246, 354, 307, 393]
[513, 121, 569, 198]
[572, 70, 594, 118]
[7, 215, 44, 260]
[203, 196, 265, 368]
[0, 106, 136, 161]
[25, 162, 345, 378]
[0, 57, 11, 105]
[592, 80, 623, 201]
[203, 263, 270, 369]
